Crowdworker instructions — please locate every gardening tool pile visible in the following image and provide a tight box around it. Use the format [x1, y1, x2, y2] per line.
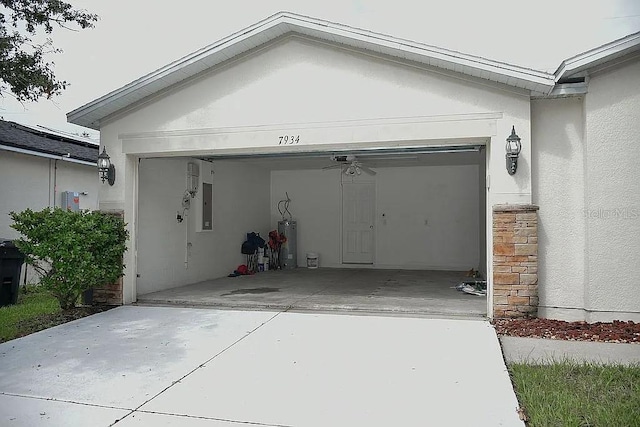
[267, 230, 287, 270]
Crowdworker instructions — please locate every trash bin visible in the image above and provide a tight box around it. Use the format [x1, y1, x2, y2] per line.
[0, 239, 25, 307]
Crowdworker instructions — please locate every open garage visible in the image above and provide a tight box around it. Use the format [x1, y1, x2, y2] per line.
[134, 149, 488, 316]
[68, 12, 555, 319]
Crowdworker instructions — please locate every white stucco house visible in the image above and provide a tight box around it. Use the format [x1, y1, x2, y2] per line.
[67, 12, 639, 321]
[0, 120, 99, 238]
[0, 120, 99, 284]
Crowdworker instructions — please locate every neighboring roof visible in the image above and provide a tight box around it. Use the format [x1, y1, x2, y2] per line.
[68, 11, 556, 130]
[0, 120, 98, 163]
[555, 31, 640, 81]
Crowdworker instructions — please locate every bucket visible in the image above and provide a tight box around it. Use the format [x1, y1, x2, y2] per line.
[306, 252, 319, 269]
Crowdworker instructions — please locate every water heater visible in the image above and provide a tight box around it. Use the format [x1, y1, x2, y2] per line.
[187, 162, 199, 196]
[278, 220, 297, 269]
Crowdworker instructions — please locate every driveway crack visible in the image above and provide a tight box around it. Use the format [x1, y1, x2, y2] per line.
[110, 310, 283, 426]
[134, 409, 294, 426]
[0, 391, 132, 411]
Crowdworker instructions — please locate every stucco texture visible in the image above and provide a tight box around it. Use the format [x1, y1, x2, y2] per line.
[533, 57, 640, 322]
[584, 58, 640, 322]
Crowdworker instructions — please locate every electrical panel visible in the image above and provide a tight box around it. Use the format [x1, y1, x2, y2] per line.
[195, 160, 214, 232]
[61, 191, 80, 212]
[202, 183, 212, 230]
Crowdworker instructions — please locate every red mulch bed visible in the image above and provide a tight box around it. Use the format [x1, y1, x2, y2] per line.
[493, 318, 640, 344]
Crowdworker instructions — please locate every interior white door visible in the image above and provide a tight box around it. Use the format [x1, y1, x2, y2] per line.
[342, 182, 375, 264]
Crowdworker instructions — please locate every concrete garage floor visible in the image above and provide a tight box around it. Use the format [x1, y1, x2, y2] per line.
[0, 306, 522, 426]
[137, 268, 487, 318]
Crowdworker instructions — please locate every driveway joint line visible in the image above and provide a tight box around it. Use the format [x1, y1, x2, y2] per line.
[134, 408, 294, 426]
[284, 282, 342, 309]
[0, 391, 133, 411]
[110, 310, 284, 426]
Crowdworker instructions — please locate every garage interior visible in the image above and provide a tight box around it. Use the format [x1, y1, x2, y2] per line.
[135, 147, 488, 317]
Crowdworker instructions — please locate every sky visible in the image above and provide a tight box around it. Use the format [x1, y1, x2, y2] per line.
[1, 0, 639, 138]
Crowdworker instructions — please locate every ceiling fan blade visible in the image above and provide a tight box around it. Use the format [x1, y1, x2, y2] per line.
[322, 164, 343, 170]
[359, 165, 377, 175]
[360, 155, 418, 161]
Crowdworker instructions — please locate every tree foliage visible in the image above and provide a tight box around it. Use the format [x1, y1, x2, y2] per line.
[0, 0, 97, 101]
[10, 208, 128, 310]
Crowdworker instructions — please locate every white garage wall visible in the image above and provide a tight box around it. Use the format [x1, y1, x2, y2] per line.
[271, 164, 480, 270]
[137, 158, 270, 295]
[376, 165, 480, 270]
[270, 169, 343, 267]
[479, 155, 487, 276]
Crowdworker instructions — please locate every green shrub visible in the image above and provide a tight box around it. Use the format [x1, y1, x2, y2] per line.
[10, 208, 128, 310]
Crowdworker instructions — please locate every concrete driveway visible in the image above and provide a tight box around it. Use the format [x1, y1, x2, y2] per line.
[0, 306, 522, 426]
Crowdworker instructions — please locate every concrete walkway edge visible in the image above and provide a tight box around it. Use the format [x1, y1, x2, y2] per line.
[500, 336, 640, 365]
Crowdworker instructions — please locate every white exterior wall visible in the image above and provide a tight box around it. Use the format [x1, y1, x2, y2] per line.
[0, 150, 99, 284]
[137, 158, 270, 295]
[0, 150, 98, 238]
[98, 37, 532, 304]
[532, 97, 587, 321]
[271, 164, 480, 270]
[583, 59, 640, 322]
[0, 152, 51, 240]
[533, 57, 640, 322]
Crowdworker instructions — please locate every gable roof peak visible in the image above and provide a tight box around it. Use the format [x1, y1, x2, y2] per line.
[68, 11, 556, 130]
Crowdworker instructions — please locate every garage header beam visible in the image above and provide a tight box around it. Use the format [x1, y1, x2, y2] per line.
[198, 144, 483, 161]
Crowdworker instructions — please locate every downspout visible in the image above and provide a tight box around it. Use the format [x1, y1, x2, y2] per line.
[48, 159, 52, 207]
[53, 159, 58, 208]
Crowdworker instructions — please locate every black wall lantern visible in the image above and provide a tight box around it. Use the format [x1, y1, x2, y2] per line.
[98, 147, 116, 186]
[505, 126, 522, 175]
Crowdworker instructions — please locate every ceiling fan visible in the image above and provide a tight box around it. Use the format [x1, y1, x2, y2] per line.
[322, 155, 377, 176]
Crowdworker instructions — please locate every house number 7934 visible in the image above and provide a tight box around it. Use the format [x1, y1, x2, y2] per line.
[278, 135, 300, 145]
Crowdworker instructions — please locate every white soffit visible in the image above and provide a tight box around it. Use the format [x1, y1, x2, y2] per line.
[67, 12, 556, 130]
[555, 31, 640, 81]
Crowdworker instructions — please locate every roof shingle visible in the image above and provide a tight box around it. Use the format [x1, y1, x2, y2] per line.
[0, 120, 98, 163]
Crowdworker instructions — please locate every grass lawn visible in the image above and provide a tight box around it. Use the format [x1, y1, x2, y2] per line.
[509, 362, 640, 426]
[0, 286, 60, 343]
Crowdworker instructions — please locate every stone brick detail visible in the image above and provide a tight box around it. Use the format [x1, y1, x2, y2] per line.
[92, 277, 123, 306]
[90, 210, 125, 306]
[492, 204, 539, 318]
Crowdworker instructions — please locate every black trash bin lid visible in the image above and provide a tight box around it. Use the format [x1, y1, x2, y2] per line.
[0, 239, 16, 248]
[0, 239, 24, 259]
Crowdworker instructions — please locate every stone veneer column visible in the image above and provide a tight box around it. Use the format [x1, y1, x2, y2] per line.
[492, 204, 539, 318]
[91, 210, 124, 306]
